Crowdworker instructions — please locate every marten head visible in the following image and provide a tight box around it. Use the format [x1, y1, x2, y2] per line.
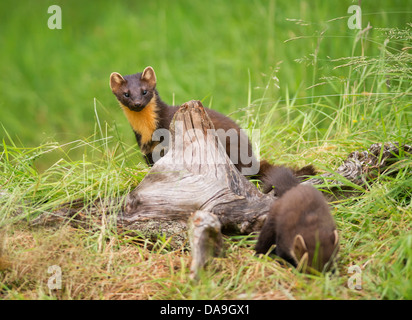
[110, 66, 157, 112]
[277, 185, 339, 272]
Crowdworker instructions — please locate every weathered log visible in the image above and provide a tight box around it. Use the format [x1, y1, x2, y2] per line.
[116, 100, 276, 275]
[188, 210, 222, 280]
[304, 142, 411, 199]
[118, 100, 273, 247]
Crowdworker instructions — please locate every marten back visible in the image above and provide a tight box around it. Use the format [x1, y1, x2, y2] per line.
[260, 165, 300, 195]
[259, 162, 317, 194]
[256, 183, 339, 272]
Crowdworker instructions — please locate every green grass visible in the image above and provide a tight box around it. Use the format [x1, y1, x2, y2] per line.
[0, 1, 411, 300]
[1, 1, 410, 153]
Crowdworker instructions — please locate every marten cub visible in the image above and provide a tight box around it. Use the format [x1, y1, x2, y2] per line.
[255, 166, 339, 272]
[110, 66, 258, 175]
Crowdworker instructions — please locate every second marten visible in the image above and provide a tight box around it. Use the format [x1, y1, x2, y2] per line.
[110, 66, 259, 175]
[255, 166, 339, 272]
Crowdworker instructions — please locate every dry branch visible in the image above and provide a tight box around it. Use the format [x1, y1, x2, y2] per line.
[188, 210, 222, 280]
[304, 142, 411, 199]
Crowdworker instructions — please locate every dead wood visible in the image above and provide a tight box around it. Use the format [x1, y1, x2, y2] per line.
[118, 100, 273, 246]
[304, 142, 411, 199]
[188, 210, 223, 280]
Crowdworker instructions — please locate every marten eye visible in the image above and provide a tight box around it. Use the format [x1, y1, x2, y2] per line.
[124, 92, 130, 98]
[142, 90, 148, 95]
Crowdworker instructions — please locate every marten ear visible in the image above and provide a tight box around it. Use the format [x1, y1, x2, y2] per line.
[332, 230, 339, 246]
[291, 234, 308, 262]
[141, 66, 156, 87]
[110, 72, 126, 92]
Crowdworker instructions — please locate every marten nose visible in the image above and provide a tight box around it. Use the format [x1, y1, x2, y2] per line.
[134, 103, 142, 108]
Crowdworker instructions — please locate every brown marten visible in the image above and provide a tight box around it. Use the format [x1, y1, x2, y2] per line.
[110, 66, 260, 175]
[109, 66, 316, 180]
[255, 166, 339, 272]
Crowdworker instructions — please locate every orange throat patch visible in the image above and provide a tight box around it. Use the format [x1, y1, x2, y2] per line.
[120, 97, 159, 146]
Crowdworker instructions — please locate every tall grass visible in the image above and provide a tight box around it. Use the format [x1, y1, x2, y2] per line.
[0, 120, 147, 228]
[250, 22, 411, 166]
[0, 1, 410, 153]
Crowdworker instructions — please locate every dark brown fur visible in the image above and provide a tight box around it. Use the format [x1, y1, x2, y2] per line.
[260, 165, 300, 195]
[259, 161, 317, 194]
[110, 67, 264, 175]
[255, 167, 339, 272]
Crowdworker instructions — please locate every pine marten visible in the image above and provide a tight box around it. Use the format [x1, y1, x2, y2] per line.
[110, 66, 317, 180]
[110, 66, 260, 175]
[255, 166, 339, 272]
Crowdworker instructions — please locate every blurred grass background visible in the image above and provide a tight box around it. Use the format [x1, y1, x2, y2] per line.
[0, 0, 410, 165]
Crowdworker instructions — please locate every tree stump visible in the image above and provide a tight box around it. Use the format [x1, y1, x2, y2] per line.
[116, 100, 276, 277]
[119, 100, 273, 246]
